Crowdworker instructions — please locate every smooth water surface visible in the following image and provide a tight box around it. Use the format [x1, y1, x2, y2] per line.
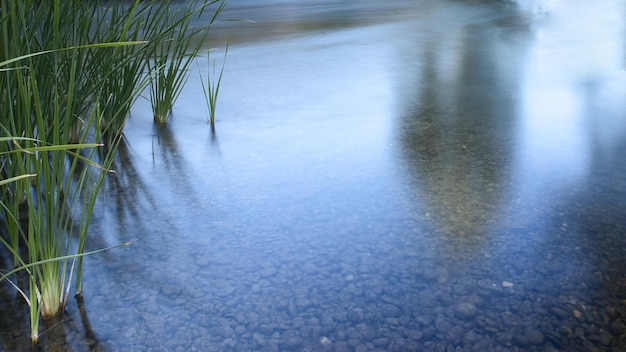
[2, 0, 626, 351]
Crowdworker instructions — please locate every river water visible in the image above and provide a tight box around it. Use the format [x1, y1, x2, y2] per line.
[2, 0, 626, 351]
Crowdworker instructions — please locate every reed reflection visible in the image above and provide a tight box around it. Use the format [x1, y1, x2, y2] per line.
[90, 139, 168, 252]
[0, 279, 30, 350]
[91, 122, 202, 264]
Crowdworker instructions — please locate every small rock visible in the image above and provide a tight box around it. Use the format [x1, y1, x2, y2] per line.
[514, 327, 544, 347]
[258, 325, 273, 335]
[435, 315, 453, 332]
[610, 319, 626, 335]
[550, 307, 569, 318]
[334, 341, 350, 352]
[406, 329, 423, 340]
[495, 331, 513, 346]
[573, 310, 583, 319]
[252, 333, 266, 346]
[454, 303, 477, 320]
[462, 330, 480, 345]
[582, 340, 597, 351]
[355, 344, 369, 352]
[320, 336, 331, 345]
[379, 303, 401, 318]
[347, 308, 365, 323]
[600, 331, 613, 346]
[260, 265, 276, 278]
[193, 255, 210, 267]
[280, 331, 303, 351]
[525, 327, 545, 345]
[477, 279, 504, 296]
[574, 327, 585, 339]
[437, 269, 449, 284]
[415, 315, 432, 326]
[423, 267, 439, 282]
[436, 292, 454, 306]
[372, 338, 389, 347]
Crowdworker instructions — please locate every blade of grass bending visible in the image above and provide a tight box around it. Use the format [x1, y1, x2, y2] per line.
[0, 41, 147, 68]
[0, 174, 36, 186]
[0, 242, 132, 284]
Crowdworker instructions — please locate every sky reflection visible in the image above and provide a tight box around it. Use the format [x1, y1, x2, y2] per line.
[514, 0, 626, 204]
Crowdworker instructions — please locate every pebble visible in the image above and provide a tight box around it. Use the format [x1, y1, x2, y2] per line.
[379, 303, 401, 318]
[550, 307, 569, 318]
[600, 331, 613, 346]
[454, 302, 477, 320]
[372, 338, 389, 347]
[610, 319, 626, 335]
[280, 331, 303, 351]
[334, 341, 350, 352]
[573, 309, 583, 318]
[347, 308, 365, 323]
[523, 327, 545, 346]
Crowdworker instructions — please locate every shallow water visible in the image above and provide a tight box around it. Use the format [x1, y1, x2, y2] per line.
[2, 0, 626, 351]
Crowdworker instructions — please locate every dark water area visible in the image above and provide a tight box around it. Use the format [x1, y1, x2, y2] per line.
[201, 0, 424, 43]
[2, 0, 626, 351]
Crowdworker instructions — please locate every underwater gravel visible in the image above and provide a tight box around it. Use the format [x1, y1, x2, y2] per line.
[76, 222, 626, 352]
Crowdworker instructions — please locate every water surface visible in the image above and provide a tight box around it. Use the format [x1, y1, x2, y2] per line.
[2, 0, 626, 351]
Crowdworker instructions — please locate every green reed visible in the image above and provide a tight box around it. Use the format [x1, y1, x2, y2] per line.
[87, 2, 152, 145]
[0, 40, 133, 342]
[0, 0, 225, 344]
[200, 40, 228, 132]
[148, 0, 223, 125]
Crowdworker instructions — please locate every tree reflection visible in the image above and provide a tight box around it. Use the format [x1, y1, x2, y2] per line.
[396, 2, 533, 244]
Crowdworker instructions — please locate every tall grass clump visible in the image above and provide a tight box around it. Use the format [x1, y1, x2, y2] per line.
[148, 0, 225, 125]
[0, 52, 126, 342]
[0, 0, 226, 344]
[0, 1, 137, 337]
[87, 2, 154, 145]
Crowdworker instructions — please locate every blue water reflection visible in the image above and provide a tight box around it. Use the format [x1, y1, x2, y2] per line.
[1, 0, 626, 350]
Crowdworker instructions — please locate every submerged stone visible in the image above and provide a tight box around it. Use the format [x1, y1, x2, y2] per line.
[514, 327, 545, 346]
[347, 308, 365, 323]
[455, 302, 477, 320]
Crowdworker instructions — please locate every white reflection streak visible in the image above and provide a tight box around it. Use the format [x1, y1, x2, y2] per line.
[516, 0, 625, 191]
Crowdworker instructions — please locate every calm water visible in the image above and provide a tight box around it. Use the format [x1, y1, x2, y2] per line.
[2, 0, 626, 351]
